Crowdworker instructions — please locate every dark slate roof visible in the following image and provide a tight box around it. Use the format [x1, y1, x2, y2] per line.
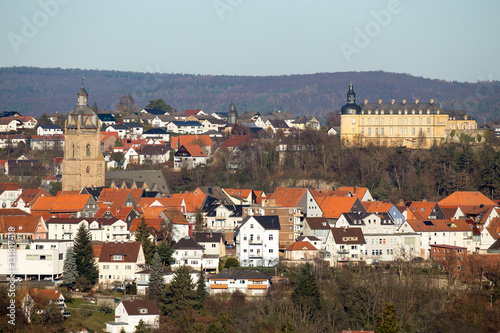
[38, 125, 62, 130]
[296, 235, 321, 242]
[172, 121, 202, 127]
[125, 122, 143, 128]
[140, 145, 171, 155]
[268, 119, 289, 129]
[108, 124, 128, 130]
[488, 238, 500, 253]
[193, 232, 224, 243]
[210, 269, 271, 280]
[172, 236, 204, 250]
[80, 187, 106, 201]
[121, 300, 160, 316]
[361, 100, 446, 115]
[242, 215, 281, 230]
[206, 204, 244, 217]
[143, 128, 168, 135]
[98, 241, 142, 263]
[304, 217, 330, 229]
[97, 114, 116, 122]
[196, 186, 232, 203]
[331, 227, 366, 245]
[106, 170, 170, 194]
[143, 109, 166, 115]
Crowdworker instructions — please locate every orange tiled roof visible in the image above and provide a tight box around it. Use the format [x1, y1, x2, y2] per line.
[438, 191, 497, 208]
[183, 144, 206, 157]
[223, 188, 252, 201]
[137, 197, 184, 209]
[169, 193, 206, 213]
[97, 188, 134, 208]
[337, 186, 368, 200]
[130, 218, 163, 232]
[254, 190, 267, 205]
[219, 135, 249, 148]
[320, 197, 358, 219]
[92, 242, 103, 258]
[171, 135, 212, 150]
[50, 194, 91, 213]
[31, 196, 58, 214]
[286, 241, 318, 251]
[404, 218, 472, 232]
[363, 201, 393, 214]
[0, 215, 43, 234]
[270, 187, 307, 208]
[406, 202, 438, 220]
[13, 188, 51, 208]
[0, 182, 22, 194]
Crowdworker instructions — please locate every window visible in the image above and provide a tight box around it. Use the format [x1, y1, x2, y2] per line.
[59, 253, 63, 260]
[212, 244, 216, 248]
[368, 128, 371, 135]
[419, 118, 422, 125]
[269, 234, 273, 241]
[381, 128, 384, 136]
[390, 128, 393, 135]
[404, 118, 408, 125]
[404, 128, 408, 136]
[269, 249, 274, 253]
[86, 144, 91, 156]
[125, 265, 132, 270]
[390, 118, 393, 125]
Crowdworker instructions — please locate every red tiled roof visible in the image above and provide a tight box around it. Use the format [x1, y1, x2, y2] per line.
[286, 241, 318, 251]
[171, 135, 212, 150]
[12, 188, 51, 208]
[438, 191, 497, 208]
[219, 135, 249, 148]
[320, 197, 358, 219]
[169, 193, 206, 213]
[183, 144, 206, 157]
[363, 201, 394, 214]
[269, 187, 307, 208]
[337, 186, 368, 200]
[98, 242, 143, 263]
[0, 215, 44, 234]
[97, 188, 134, 208]
[404, 218, 472, 232]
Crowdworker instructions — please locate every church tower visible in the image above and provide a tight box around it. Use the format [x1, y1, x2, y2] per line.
[62, 83, 105, 191]
[227, 100, 237, 126]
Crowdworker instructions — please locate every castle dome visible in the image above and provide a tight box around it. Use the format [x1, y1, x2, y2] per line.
[340, 83, 361, 115]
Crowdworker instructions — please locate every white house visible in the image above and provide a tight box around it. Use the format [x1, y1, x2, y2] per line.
[235, 215, 280, 267]
[46, 218, 89, 241]
[98, 241, 145, 285]
[324, 227, 366, 267]
[106, 300, 160, 333]
[193, 231, 226, 257]
[205, 204, 244, 231]
[0, 240, 73, 280]
[171, 236, 204, 271]
[89, 218, 130, 242]
[0, 183, 23, 208]
[208, 269, 272, 296]
[174, 144, 207, 169]
[134, 268, 200, 295]
[36, 125, 63, 136]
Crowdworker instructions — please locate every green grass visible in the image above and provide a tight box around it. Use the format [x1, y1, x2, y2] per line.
[62, 297, 115, 333]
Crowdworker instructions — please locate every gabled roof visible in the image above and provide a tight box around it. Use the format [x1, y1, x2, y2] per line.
[12, 188, 51, 208]
[0, 182, 22, 194]
[362, 201, 394, 214]
[172, 236, 203, 250]
[0, 215, 44, 234]
[142, 108, 166, 115]
[404, 218, 472, 232]
[331, 227, 366, 245]
[171, 120, 202, 127]
[184, 109, 203, 116]
[51, 194, 92, 213]
[177, 144, 206, 157]
[130, 217, 163, 233]
[286, 241, 318, 251]
[337, 187, 369, 201]
[438, 191, 497, 208]
[269, 187, 307, 208]
[209, 269, 271, 281]
[168, 193, 206, 213]
[406, 201, 438, 220]
[98, 188, 135, 208]
[219, 135, 249, 148]
[320, 197, 359, 219]
[98, 241, 143, 263]
[97, 114, 116, 122]
[193, 232, 224, 243]
[171, 135, 212, 150]
[296, 235, 321, 242]
[303, 217, 330, 229]
[45, 217, 86, 224]
[121, 300, 160, 316]
[242, 215, 280, 230]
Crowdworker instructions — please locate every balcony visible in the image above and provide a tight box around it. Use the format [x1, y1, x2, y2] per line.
[210, 284, 228, 289]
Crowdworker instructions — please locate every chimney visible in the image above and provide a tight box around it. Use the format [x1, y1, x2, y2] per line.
[402, 99, 406, 104]
[378, 99, 382, 104]
[364, 98, 368, 104]
[391, 99, 395, 104]
[430, 98, 434, 104]
[415, 98, 419, 104]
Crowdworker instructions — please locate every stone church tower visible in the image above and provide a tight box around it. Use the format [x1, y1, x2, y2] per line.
[62, 84, 105, 191]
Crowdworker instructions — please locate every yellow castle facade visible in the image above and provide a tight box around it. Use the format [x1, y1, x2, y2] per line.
[340, 84, 478, 148]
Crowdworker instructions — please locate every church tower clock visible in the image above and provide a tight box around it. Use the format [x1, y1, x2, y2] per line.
[62, 83, 105, 191]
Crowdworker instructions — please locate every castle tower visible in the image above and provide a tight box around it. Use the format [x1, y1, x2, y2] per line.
[62, 83, 105, 191]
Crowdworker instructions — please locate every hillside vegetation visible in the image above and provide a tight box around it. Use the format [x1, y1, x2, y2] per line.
[1, 67, 499, 122]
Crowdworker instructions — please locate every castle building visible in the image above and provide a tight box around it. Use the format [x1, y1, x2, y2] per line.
[62, 84, 105, 191]
[340, 84, 477, 148]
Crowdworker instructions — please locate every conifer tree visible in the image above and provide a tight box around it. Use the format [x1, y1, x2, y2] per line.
[375, 302, 401, 333]
[134, 218, 155, 264]
[73, 224, 99, 285]
[195, 269, 208, 308]
[62, 246, 78, 284]
[291, 263, 321, 315]
[157, 240, 174, 267]
[148, 252, 165, 302]
[162, 265, 196, 315]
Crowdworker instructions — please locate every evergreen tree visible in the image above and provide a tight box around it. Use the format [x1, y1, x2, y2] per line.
[291, 263, 321, 315]
[148, 252, 165, 302]
[157, 240, 174, 267]
[195, 269, 208, 308]
[134, 319, 147, 333]
[162, 265, 197, 315]
[134, 218, 155, 264]
[73, 224, 99, 285]
[145, 98, 173, 113]
[375, 302, 401, 333]
[62, 246, 78, 284]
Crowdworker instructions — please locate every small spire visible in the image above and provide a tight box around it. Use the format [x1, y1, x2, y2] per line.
[82, 77, 85, 88]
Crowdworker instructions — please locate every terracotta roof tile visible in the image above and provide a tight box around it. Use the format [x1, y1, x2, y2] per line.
[438, 191, 497, 208]
[286, 241, 318, 251]
[269, 187, 307, 208]
[219, 135, 249, 148]
[320, 197, 358, 219]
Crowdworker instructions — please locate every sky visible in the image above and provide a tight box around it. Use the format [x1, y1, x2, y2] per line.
[0, 0, 498, 83]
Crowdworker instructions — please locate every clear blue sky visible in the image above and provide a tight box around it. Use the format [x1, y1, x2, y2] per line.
[0, 0, 498, 82]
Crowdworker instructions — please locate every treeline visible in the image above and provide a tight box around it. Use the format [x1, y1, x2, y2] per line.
[165, 130, 500, 202]
[1, 67, 499, 123]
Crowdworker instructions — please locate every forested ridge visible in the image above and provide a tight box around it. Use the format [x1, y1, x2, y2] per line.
[1, 67, 499, 122]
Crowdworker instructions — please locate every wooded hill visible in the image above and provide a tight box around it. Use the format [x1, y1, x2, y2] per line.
[1, 66, 499, 122]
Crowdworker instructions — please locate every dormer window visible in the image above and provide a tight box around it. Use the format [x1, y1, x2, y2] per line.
[113, 255, 123, 261]
[139, 308, 148, 314]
